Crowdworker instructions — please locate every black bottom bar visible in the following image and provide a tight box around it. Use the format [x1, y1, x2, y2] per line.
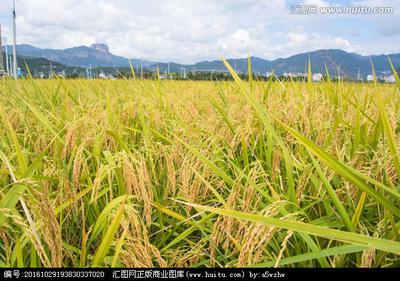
[1, 268, 399, 280]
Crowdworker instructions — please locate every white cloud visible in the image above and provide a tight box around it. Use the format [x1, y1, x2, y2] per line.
[0, 0, 398, 63]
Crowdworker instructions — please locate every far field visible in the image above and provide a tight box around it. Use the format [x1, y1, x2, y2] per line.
[1, 65, 400, 267]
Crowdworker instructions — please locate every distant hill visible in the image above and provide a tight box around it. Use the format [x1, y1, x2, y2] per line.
[2, 44, 400, 79]
[270, 49, 400, 78]
[1, 51, 86, 77]
[146, 50, 400, 79]
[3, 43, 156, 68]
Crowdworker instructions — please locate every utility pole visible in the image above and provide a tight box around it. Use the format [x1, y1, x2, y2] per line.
[181, 67, 186, 79]
[140, 59, 143, 80]
[49, 58, 53, 78]
[9, 53, 13, 76]
[0, 25, 4, 76]
[4, 37, 10, 76]
[12, 0, 18, 79]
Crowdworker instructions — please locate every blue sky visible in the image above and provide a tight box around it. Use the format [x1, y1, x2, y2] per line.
[0, 0, 399, 63]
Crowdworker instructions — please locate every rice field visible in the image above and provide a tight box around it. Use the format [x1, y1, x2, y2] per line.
[1, 60, 400, 268]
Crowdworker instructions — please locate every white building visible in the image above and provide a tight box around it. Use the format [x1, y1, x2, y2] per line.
[384, 75, 396, 83]
[312, 73, 323, 82]
[99, 72, 108, 79]
[98, 72, 115, 79]
[367, 74, 374, 82]
[287, 72, 306, 78]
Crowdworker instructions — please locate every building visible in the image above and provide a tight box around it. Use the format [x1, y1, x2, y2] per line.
[285, 72, 306, 78]
[367, 74, 374, 82]
[99, 72, 114, 79]
[384, 75, 396, 83]
[312, 73, 323, 82]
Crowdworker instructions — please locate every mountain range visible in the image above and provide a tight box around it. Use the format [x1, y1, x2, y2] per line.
[3, 43, 156, 68]
[3, 43, 400, 78]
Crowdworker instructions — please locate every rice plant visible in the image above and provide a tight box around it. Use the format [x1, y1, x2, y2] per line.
[0, 60, 400, 267]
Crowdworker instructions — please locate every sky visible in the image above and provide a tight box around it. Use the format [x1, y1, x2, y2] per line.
[0, 0, 399, 63]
